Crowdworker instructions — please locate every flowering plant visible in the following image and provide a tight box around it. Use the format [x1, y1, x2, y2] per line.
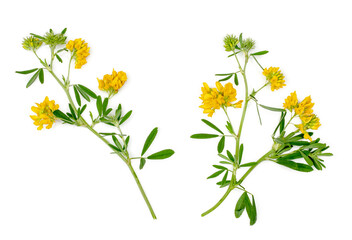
[191, 34, 332, 225]
[17, 28, 175, 219]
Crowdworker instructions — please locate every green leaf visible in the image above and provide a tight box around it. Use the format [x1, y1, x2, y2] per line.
[289, 141, 310, 146]
[247, 195, 257, 225]
[61, 28, 67, 34]
[201, 119, 224, 134]
[55, 54, 63, 63]
[226, 121, 235, 135]
[280, 113, 285, 133]
[26, 69, 40, 88]
[68, 104, 77, 120]
[80, 104, 87, 114]
[125, 136, 130, 149]
[112, 135, 123, 150]
[276, 160, 313, 172]
[16, 68, 38, 74]
[53, 110, 74, 124]
[38, 68, 44, 84]
[218, 74, 233, 82]
[119, 110, 132, 125]
[139, 158, 146, 169]
[108, 144, 121, 152]
[75, 85, 90, 102]
[273, 111, 287, 136]
[240, 162, 256, 167]
[77, 84, 97, 99]
[234, 73, 239, 85]
[96, 96, 103, 116]
[259, 104, 285, 112]
[207, 169, 225, 179]
[235, 192, 247, 218]
[239, 144, 244, 164]
[190, 133, 219, 139]
[102, 97, 109, 115]
[278, 151, 303, 161]
[226, 150, 235, 162]
[220, 170, 228, 186]
[218, 153, 230, 161]
[99, 132, 117, 136]
[73, 85, 81, 106]
[147, 149, 174, 160]
[115, 104, 122, 120]
[300, 143, 326, 150]
[251, 50, 269, 56]
[215, 73, 234, 76]
[311, 156, 323, 170]
[212, 165, 227, 170]
[142, 127, 158, 156]
[299, 150, 313, 166]
[217, 136, 225, 153]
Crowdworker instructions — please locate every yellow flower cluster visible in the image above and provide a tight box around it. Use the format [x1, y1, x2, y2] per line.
[97, 69, 127, 94]
[263, 67, 286, 91]
[30, 97, 59, 130]
[200, 82, 242, 117]
[66, 38, 90, 69]
[283, 92, 321, 141]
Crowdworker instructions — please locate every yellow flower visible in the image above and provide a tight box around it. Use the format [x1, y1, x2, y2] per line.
[66, 38, 90, 69]
[263, 67, 286, 91]
[295, 96, 314, 117]
[30, 97, 59, 130]
[97, 69, 127, 96]
[296, 124, 313, 141]
[199, 81, 242, 117]
[283, 91, 298, 111]
[284, 92, 321, 141]
[296, 115, 321, 141]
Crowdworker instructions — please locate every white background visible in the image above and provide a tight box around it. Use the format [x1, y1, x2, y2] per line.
[0, 0, 351, 239]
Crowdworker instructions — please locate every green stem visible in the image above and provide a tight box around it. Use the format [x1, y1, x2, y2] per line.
[201, 186, 232, 217]
[252, 55, 264, 70]
[237, 150, 273, 185]
[127, 163, 157, 219]
[202, 53, 251, 217]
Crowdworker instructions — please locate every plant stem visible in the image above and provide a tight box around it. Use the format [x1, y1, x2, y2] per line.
[201, 150, 273, 216]
[252, 55, 264, 70]
[202, 52, 252, 217]
[201, 186, 232, 217]
[127, 163, 157, 219]
[237, 150, 273, 185]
